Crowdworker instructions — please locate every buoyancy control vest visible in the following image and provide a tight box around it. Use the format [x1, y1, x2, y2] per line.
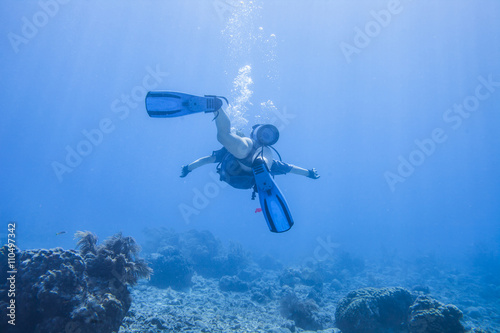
[217, 124, 280, 189]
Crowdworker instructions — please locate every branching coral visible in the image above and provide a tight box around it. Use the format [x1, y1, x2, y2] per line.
[75, 230, 99, 255]
[75, 231, 152, 286]
[102, 232, 141, 260]
[0, 231, 152, 333]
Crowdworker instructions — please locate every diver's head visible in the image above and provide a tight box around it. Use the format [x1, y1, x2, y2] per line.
[250, 124, 279, 147]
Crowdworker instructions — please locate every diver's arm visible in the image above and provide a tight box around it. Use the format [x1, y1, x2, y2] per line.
[289, 165, 320, 179]
[180, 155, 216, 177]
[289, 165, 310, 176]
[189, 155, 216, 170]
[271, 161, 320, 179]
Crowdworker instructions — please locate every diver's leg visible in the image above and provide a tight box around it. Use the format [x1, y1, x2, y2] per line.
[215, 109, 253, 159]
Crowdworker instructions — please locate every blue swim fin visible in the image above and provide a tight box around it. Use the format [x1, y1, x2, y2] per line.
[145, 91, 228, 118]
[252, 159, 294, 233]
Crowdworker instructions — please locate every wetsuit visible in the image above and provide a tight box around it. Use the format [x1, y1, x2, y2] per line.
[213, 147, 293, 189]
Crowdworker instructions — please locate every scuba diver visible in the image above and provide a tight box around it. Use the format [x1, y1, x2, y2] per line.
[179, 109, 320, 182]
[145, 91, 320, 233]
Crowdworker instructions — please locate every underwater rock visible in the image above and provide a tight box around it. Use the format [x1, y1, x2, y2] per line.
[142, 227, 181, 253]
[0, 231, 151, 333]
[148, 246, 193, 290]
[237, 264, 263, 282]
[279, 268, 302, 287]
[179, 229, 224, 273]
[279, 266, 324, 288]
[408, 295, 465, 333]
[187, 233, 250, 278]
[280, 291, 323, 331]
[250, 280, 276, 303]
[300, 267, 324, 287]
[335, 287, 414, 333]
[307, 286, 325, 307]
[0, 246, 87, 333]
[219, 275, 249, 292]
[143, 228, 251, 279]
[312, 250, 365, 282]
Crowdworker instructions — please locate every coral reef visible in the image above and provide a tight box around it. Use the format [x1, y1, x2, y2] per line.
[336, 287, 471, 333]
[115, 245, 497, 333]
[280, 290, 323, 331]
[313, 250, 366, 281]
[278, 250, 365, 292]
[2, 226, 497, 333]
[148, 246, 193, 290]
[335, 287, 414, 333]
[0, 246, 87, 333]
[125, 228, 497, 332]
[237, 264, 264, 282]
[0, 232, 151, 333]
[279, 267, 324, 288]
[77, 231, 151, 286]
[143, 228, 250, 279]
[408, 295, 465, 333]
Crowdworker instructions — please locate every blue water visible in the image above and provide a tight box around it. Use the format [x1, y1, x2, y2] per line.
[1, 0, 499, 268]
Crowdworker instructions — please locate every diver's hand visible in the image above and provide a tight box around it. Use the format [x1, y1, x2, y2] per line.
[180, 165, 191, 178]
[308, 168, 320, 179]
